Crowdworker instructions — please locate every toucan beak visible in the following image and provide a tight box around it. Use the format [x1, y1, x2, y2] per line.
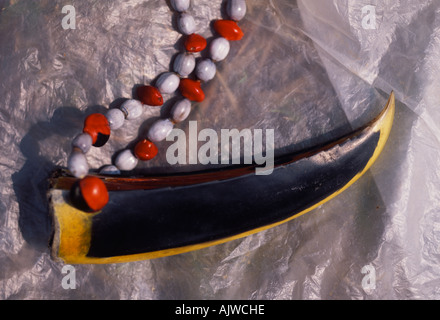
[49, 92, 395, 264]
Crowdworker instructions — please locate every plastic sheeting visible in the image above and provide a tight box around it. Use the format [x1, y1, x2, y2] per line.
[1, 0, 439, 300]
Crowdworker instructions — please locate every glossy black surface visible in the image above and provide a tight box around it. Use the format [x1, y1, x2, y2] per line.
[87, 131, 380, 258]
[94, 133, 110, 148]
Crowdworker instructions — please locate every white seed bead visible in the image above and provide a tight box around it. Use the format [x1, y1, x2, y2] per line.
[171, 0, 191, 12]
[72, 133, 93, 154]
[120, 99, 143, 120]
[105, 108, 125, 130]
[115, 149, 139, 171]
[68, 149, 89, 179]
[227, 0, 247, 21]
[147, 119, 174, 142]
[210, 37, 230, 62]
[196, 58, 217, 82]
[170, 99, 192, 123]
[178, 13, 196, 35]
[156, 72, 180, 94]
[173, 53, 196, 77]
[99, 165, 121, 175]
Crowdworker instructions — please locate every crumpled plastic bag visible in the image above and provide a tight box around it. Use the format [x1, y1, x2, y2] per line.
[1, 0, 439, 299]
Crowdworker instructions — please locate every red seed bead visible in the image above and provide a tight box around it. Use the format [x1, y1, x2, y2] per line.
[134, 139, 159, 161]
[80, 176, 109, 212]
[137, 85, 164, 107]
[213, 20, 244, 41]
[70, 176, 109, 213]
[83, 113, 111, 147]
[185, 33, 208, 53]
[179, 79, 205, 102]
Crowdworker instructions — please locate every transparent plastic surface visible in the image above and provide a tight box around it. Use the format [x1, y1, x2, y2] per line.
[1, 0, 439, 299]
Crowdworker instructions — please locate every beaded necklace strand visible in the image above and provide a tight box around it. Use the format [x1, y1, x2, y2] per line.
[67, 0, 247, 213]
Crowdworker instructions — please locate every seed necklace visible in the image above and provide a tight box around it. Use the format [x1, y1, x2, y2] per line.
[67, 0, 247, 213]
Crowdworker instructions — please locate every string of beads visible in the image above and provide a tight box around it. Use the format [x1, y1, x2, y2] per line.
[68, 0, 247, 213]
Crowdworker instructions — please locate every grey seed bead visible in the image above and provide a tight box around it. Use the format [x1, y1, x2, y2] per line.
[170, 99, 192, 123]
[72, 133, 93, 154]
[67, 149, 89, 179]
[173, 53, 196, 78]
[178, 13, 196, 35]
[99, 165, 121, 175]
[171, 0, 191, 12]
[120, 99, 143, 120]
[115, 149, 139, 171]
[156, 72, 180, 94]
[196, 58, 217, 82]
[105, 108, 125, 130]
[227, 0, 247, 21]
[210, 37, 230, 61]
[147, 119, 174, 142]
